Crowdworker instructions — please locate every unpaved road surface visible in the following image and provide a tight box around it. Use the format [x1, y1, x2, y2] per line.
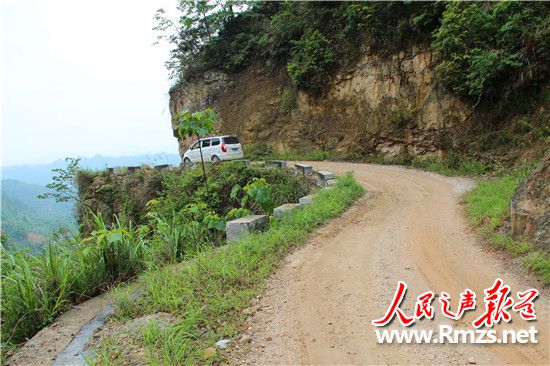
[236, 162, 549, 365]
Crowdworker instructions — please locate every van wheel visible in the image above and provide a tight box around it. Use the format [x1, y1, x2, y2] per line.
[183, 158, 191, 167]
[211, 155, 221, 163]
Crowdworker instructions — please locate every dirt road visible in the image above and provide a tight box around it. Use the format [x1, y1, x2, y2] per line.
[236, 162, 549, 365]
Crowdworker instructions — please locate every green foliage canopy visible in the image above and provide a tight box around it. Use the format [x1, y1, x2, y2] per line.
[287, 29, 335, 92]
[432, 2, 550, 104]
[158, 1, 549, 103]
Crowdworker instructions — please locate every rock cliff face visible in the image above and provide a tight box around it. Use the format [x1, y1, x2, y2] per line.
[169, 46, 471, 159]
[510, 156, 550, 253]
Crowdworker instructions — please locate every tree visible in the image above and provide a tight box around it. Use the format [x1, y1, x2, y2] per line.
[174, 108, 217, 192]
[37, 157, 81, 203]
[154, 0, 240, 79]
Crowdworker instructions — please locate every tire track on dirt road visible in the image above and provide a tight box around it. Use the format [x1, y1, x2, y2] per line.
[235, 162, 549, 365]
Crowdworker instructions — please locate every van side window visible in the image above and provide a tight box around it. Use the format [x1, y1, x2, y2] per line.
[223, 136, 240, 144]
[191, 142, 199, 150]
[202, 139, 211, 148]
[211, 138, 220, 146]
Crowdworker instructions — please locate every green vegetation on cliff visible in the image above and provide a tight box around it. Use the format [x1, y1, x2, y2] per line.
[160, 1, 549, 102]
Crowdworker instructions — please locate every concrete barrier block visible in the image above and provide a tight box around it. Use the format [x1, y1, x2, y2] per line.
[294, 163, 313, 176]
[127, 166, 141, 173]
[316, 170, 335, 180]
[315, 170, 335, 186]
[273, 203, 300, 218]
[326, 179, 337, 186]
[266, 160, 287, 169]
[154, 164, 170, 171]
[299, 195, 315, 206]
[226, 215, 269, 242]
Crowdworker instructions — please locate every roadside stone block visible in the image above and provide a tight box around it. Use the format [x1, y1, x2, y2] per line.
[273, 203, 300, 218]
[299, 195, 315, 206]
[106, 167, 114, 174]
[127, 166, 141, 173]
[226, 215, 269, 242]
[315, 170, 335, 186]
[326, 179, 337, 186]
[154, 164, 170, 170]
[265, 160, 287, 169]
[294, 163, 313, 176]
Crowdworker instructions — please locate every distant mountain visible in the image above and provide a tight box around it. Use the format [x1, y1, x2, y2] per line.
[1, 153, 181, 185]
[1, 179, 77, 252]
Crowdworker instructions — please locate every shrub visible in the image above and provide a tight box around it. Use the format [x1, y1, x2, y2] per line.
[433, 2, 550, 104]
[244, 142, 275, 160]
[287, 29, 336, 92]
[157, 163, 310, 220]
[279, 89, 297, 114]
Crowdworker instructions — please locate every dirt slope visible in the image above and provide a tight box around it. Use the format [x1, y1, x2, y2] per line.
[236, 162, 549, 365]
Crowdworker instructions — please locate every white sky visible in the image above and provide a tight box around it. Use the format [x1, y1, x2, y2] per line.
[1, 0, 180, 166]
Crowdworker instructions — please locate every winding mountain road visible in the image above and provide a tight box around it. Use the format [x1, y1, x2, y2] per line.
[236, 162, 549, 365]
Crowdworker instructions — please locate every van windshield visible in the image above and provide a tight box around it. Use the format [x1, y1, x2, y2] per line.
[223, 136, 240, 144]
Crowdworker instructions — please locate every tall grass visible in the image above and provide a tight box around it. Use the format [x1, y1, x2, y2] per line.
[94, 174, 364, 364]
[0, 213, 154, 357]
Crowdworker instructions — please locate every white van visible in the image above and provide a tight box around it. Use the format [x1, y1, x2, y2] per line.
[183, 135, 243, 164]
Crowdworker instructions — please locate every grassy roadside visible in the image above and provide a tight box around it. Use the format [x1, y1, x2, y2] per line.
[464, 170, 550, 285]
[93, 174, 364, 365]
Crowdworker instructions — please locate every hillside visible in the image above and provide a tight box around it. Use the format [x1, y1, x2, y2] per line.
[1, 179, 76, 252]
[165, 2, 550, 164]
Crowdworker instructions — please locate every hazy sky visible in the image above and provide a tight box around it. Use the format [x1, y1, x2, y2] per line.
[1, 0, 180, 166]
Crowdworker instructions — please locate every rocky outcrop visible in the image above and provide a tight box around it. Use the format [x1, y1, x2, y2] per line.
[509, 156, 550, 253]
[77, 168, 165, 234]
[169, 46, 471, 159]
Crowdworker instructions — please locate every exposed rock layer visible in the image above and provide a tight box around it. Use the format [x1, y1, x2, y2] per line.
[169, 47, 470, 158]
[510, 156, 550, 252]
